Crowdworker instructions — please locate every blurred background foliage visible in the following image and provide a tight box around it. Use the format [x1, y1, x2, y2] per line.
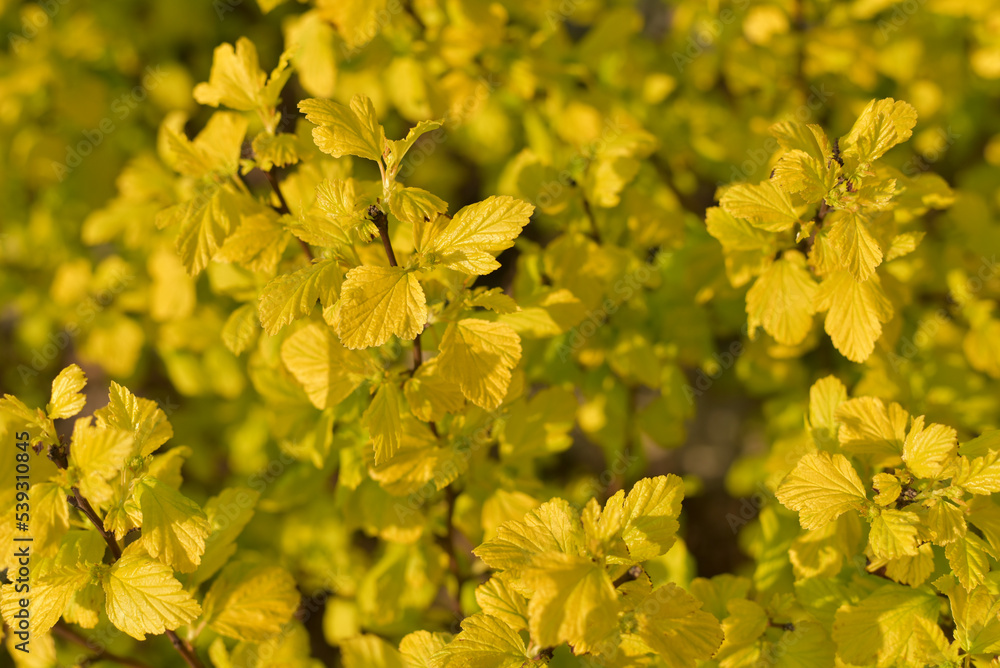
[2, 0, 1000, 662]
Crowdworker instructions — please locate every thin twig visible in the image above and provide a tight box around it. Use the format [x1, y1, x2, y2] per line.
[68, 487, 121, 560]
[264, 169, 314, 261]
[371, 205, 426, 372]
[53, 623, 153, 668]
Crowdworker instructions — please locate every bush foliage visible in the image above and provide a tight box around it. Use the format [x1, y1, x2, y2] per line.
[2, 0, 1000, 666]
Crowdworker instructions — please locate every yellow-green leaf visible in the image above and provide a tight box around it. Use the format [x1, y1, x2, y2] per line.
[421, 196, 534, 275]
[815, 270, 893, 362]
[102, 547, 201, 640]
[903, 416, 957, 479]
[746, 250, 817, 346]
[332, 265, 428, 349]
[281, 323, 370, 409]
[433, 613, 531, 668]
[47, 364, 87, 420]
[362, 381, 404, 464]
[437, 319, 521, 410]
[202, 561, 300, 642]
[299, 94, 386, 162]
[775, 452, 867, 530]
[258, 259, 343, 336]
[826, 211, 883, 282]
[137, 477, 211, 573]
[720, 180, 800, 232]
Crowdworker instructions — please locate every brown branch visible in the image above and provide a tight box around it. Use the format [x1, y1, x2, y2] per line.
[53, 623, 153, 668]
[166, 630, 204, 668]
[436, 486, 464, 617]
[65, 485, 204, 668]
[371, 204, 426, 372]
[264, 169, 314, 261]
[68, 487, 121, 560]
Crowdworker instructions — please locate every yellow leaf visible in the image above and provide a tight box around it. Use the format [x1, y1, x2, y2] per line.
[869, 508, 920, 560]
[903, 416, 957, 479]
[258, 259, 343, 336]
[835, 396, 907, 463]
[521, 552, 619, 652]
[193, 37, 292, 112]
[872, 473, 901, 506]
[363, 381, 404, 464]
[1, 564, 92, 636]
[281, 323, 370, 409]
[314, 177, 374, 239]
[69, 418, 134, 506]
[437, 319, 522, 410]
[474, 575, 529, 632]
[832, 583, 940, 667]
[369, 417, 466, 496]
[775, 452, 867, 530]
[403, 358, 465, 422]
[770, 121, 831, 162]
[188, 488, 260, 589]
[387, 120, 444, 174]
[102, 547, 201, 640]
[399, 630, 451, 668]
[332, 265, 428, 349]
[215, 210, 288, 274]
[807, 375, 847, 449]
[138, 477, 211, 573]
[47, 364, 87, 420]
[434, 613, 530, 668]
[251, 132, 302, 170]
[421, 196, 534, 275]
[842, 98, 918, 165]
[946, 533, 992, 591]
[745, 250, 817, 346]
[825, 211, 883, 282]
[94, 382, 173, 458]
[202, 561, 300, 642]
[387, 186, 448, 227]
[631, 583, 724, 667]
[954, 450, 1000, 494]
[474, 498, 585, 573]
[815, 270, 893, 362]
[164, 112, 248, 179]
[720, 180, 800, 232]
[620, 474, 684, 562]
[771, 149, 837, 203]
[298, 94, 386, 162]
